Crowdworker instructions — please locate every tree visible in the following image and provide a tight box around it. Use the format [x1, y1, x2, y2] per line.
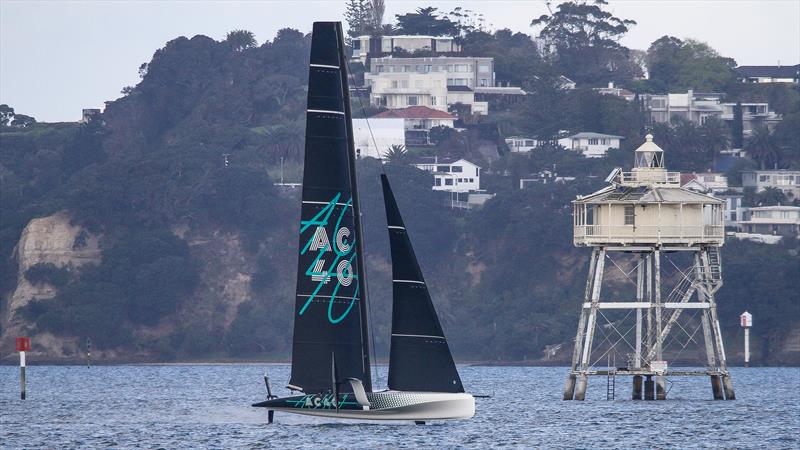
[384, 144, 408, 162]
[345, 0, 373, 40]
[745, 125, 780, 169]
[461, 29, 549, 88]
[10, 114, 36, 128]
[699, 117, 730, 168]
[447, 7, 487, 35]
[773, 111, 800, 168]
[225, 30, 257, 52]
[645, 35, 684, 90]
[395, 7, 458, 36]
[370, 0, 385, 35]
[0, 104, 14, 126]
[646, 36, 737, 91]
[674, 39, 736, 91]
[531, 1, 638, 84]
[429, 125, 456, 145]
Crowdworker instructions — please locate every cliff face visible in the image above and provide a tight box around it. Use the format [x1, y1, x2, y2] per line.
[2, 212, 101, 356]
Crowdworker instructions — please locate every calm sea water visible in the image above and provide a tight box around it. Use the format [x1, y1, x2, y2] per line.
[1, 364, 798, 449]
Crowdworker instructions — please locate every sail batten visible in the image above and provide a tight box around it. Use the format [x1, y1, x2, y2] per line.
[381, 174, 464, 393]
[289, 22, 371, 394]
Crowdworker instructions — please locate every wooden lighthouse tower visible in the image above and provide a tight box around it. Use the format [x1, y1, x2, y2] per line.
[564, 134, 735, 401]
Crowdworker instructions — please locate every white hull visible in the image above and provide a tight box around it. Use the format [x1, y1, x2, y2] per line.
[270, 391, 475, 421]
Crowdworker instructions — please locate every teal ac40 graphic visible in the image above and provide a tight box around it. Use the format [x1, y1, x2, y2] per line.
[299, 193, 359, 324]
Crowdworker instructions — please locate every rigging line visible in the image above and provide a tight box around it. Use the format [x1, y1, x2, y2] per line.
[344, 57, 387, 172]
[343, 55, 382, 387]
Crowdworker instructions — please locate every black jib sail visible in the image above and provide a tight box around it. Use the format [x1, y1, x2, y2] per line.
[289, 22, 371, 394]
[380, 174, 464, 393]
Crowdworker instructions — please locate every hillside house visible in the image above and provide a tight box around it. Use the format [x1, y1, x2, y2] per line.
[558, 132, 624, 158]
[645, 90, 781, 131]
[593, 82, 635, 101]
[506, 136, 538, 153]
[520, 170, 575, 188]
[720, 102, 782, 133]
[741, 170, 800, 199]
[474, 86, 527, 107]
[372, 106, 455, 146]
[352, 118, 405, 159]
[413, 157, 481, 193]
[80, 108, 101, 123]
[715, 191, 745, 228]
[681, 172, 729, 194]
[736, 206, 800, 236]
[367, 71, 448, 111]
[351, 35, 461, 64]
[368, 56, 495, 89]
[735, 65, 800, 84]
[446, 86, 487, 115]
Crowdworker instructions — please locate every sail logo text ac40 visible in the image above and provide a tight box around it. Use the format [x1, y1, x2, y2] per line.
[298, 193, 359, 324]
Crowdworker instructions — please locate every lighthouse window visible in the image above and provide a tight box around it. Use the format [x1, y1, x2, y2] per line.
[624, 205, 635, 225]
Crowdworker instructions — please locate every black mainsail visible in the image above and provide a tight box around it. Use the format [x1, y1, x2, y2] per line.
[381, 174, 464, 393]
[289, 22, 371, 394]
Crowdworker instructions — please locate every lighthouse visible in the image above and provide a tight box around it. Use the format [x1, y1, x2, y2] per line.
[564, 134, 735, 401]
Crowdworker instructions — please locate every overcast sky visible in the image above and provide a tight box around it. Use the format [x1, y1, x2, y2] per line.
[1, 0, 798, 122]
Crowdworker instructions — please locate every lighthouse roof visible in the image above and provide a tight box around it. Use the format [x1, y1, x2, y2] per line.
[635, 133, 664, 154]
[575, 184, 723, 205]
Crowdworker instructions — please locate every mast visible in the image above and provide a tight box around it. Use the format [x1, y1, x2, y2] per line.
[337, 22, 373, 392]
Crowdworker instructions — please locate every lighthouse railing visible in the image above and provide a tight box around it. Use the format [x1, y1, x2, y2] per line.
[574, 224, 724, 244]
[619, 171, 681, 186]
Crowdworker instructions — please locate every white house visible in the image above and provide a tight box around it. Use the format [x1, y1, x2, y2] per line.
[558, 132, 624, 158]
[741, 170, 800, 199]
[715, 191, 745, 228]
[681, 172, 729, 194]
[720, 102, 782, 133]
[413, 157, 481, 193]
[519, 170, 576, 188]
[593, 82, 635, 101]
[352, 118, 405, 159]
[351, 35, 461, 64]
[736, 205, 800, 236]
[368, 56, 495, 89]
[645, 90, 781, 131]
[365, 68, 488, 115]
[506, 136, 538, 153]
[372, 106, 455, 146]
[367, 71, 449, 111]
[736, 65, 800, 84]
[505, 136, 556, 153]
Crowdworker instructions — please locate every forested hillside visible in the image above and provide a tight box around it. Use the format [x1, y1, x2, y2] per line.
[1, 15, 798, 364]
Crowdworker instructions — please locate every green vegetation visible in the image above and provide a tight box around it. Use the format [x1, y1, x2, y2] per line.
[24, 230, 199, 346]
[1, 2, 798, 363]
[24, 263, 71, 287]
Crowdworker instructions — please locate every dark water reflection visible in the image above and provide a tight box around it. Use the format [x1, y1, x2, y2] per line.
[1, 365, 798, 448]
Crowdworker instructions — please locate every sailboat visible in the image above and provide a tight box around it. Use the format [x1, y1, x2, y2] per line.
[252, 22, 475, 422]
